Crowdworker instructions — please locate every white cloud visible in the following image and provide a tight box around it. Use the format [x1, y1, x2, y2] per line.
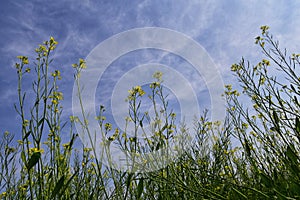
[2, 0, 300, 146]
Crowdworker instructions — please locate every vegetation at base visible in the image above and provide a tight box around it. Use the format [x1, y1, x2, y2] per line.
[1, 26, 300, 199]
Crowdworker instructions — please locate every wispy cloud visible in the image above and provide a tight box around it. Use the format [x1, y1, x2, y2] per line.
[1, 0, 300, 140]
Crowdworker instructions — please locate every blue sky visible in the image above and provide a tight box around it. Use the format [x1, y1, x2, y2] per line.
[1, 0, 300, 144]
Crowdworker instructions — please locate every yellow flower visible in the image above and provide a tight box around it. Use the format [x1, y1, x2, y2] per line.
[49, 36, 58, 45]
[232, 90, 240, 96]
[105, 123, 112, 131]
[52, 99, 58, 104]
[54, 136, 59, 142]
[108, 136, 115, 141]
[242, 122, 248, 129]
[84, 147, 92, 152]
[132, 86, 145, 96]
[6, 147, 16, 154]
[17, 56, 29, 65]
[62, 143, 70, 148]
[53, 91, 63, 100]
[262, 59, 270, 66]
[150, 82, 160, 88]
[70, 116, 79, 122]
[39, 45, 47, 52]
[17, 140, 24, 145]
[52, 70, 62, 80]
[79, 58, 87, 69]
[171, 112, 176, 118]
[23, 119, 29, 127]
[225, 84, 232, 91]
[152, 71, 163, 81]
[258, 113, 263, 118]
[59, 155, 64, 161]
[260, 25, 269, 34]
[231, 64, 237, 71]
[113, 128, 119, 137]
[0, 191, 7, 197]
[127, 85, 145, 100]
[259, 77, 266, 85]
[29, 148, 44, 154]
[250, 131, 257, 137]
[255, 36, 262, 44]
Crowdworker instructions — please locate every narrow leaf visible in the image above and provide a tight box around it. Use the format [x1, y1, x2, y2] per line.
[286, 145, 299, 165]
[295, 117, 300, 133]
[26, 152, 41, 170]
[259, 172, 272, 188]
[294, 96, 299, 106]
[291, 84, 296, 93]
[137, 178, 144, 199]
[23, 130, 32, 140]
[51, 175, 65, 198]
[38, 117, 45, 127]
[272, 110, 279, 125]
[21, 151, 26, 164]
[126, 173, 133, 190]
[68, 133, 77, 149]
[58, 170, 79, 198]
[232, 187, 247, 199]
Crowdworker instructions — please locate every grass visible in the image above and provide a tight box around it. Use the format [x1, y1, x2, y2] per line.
[1, 26, 300, 199]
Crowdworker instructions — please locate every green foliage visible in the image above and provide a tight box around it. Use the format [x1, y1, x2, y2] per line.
[1, 26, 300, 199]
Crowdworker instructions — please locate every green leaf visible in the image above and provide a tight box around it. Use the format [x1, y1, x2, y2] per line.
[232, 187, 247, 199]
[51, 175, 65, 199]
[290, 163, 300, 174]
[294, 96, 299, 106]
[57, 170, 79, 198]
[290, 182, 300, 195]
[126, 173, 133, 190]
[249, 187, 270, 198]
[295, 117, 300, 133]
[26, 152, 41, 170]
[272, 110, 280, 125]
[291, 84, 296, 93]
[45, 118, 52, 130]
[244, 138, 251, 157]
[68, 133, 77, 150]
[137, 178, 144, 199]
[21, 151, 26, 164]
[23, 130, 32, 140]
[38, 117, 45, 127]
[155, 142, 161, 151]
[259, 172, 272, 188]
[139, 120, 143, 128]
[286, 145, 299, 165]
[137, 100, 141, 108]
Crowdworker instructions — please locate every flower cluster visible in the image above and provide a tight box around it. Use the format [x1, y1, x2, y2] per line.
[72, 58, 87, 69]
[51, 70, 62, 80]
[35, 36, 58, 56]
[49, 91, 63, 105]
[29, 147, 44, 155]
[224, 84, 240, 96]
[127, 85, 145, 100]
